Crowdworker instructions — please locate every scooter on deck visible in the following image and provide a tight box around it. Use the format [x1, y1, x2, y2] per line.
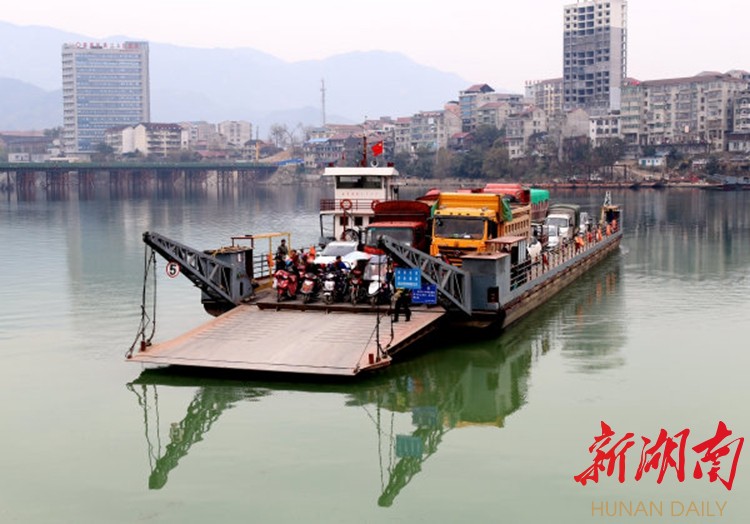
[299, 271, 321, 304]
[274, 269, 298, 302]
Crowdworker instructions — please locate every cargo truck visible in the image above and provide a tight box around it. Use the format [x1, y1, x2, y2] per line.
[544, 203, 581, 242]
[363, 200, 432, 255]
[429, 192, 531, 265]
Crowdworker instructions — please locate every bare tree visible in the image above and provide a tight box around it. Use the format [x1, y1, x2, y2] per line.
[269, 124, 288, 148]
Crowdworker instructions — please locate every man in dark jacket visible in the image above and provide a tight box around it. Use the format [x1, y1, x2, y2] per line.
[392, 288, 411, 322]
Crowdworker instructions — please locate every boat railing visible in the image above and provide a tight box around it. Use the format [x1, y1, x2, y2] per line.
[515, 223, 621, 284]
[252, 252, 275, 280]
[229, 232, 291, 283]
[320, 198, 379, 212]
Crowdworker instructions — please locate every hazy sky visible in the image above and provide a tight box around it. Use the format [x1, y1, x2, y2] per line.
[1, 0, 746, 92]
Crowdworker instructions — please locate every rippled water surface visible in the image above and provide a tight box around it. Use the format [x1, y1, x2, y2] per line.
[1, 184, 749, 523]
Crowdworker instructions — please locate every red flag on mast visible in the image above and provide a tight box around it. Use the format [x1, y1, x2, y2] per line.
[371, 140, 384, 157]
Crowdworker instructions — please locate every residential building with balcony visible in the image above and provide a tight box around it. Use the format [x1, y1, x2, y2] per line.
[505, 107, 549, 159]
[619, 72, 748, 152]
[458, 85, 523, 132]
[407, 109, 462, 153]
[619, 78, 644, 146]
[180, 121, 220, 150]
[303, 136, 347, 169]
[105, 122, 184, 157]
[218, 120, 252, 148]
[733, 90, 750, 132]
[476, 102, 515, 131]
[729, 89, 750, 154]
[393, 117, 412, 154]
[525, 78, 564, 118]
[589, 113, 621, 146]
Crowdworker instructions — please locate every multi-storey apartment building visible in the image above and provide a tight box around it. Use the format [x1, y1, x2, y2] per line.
[562, 0, 627, 115]
[506, 107, 548, 159]
[407, 109, 462, 153]
[62, 41, 150, 155]
[303, 136, 347, 169]
[105, 123, 184, 157]
[458, 85, 523, 132]
[733, 90, 750, 132]
[525, 78, 564, 118]
[476, 102, 515, 131]
[180, 121, 220, 150]
[589, 113, 620, 146]
[619, 73, 749, 151]
[217, 120, 252, 148]
[393, 117, 412, 155]
[619, 79, 643, 146]
[725, 89, 750, 154]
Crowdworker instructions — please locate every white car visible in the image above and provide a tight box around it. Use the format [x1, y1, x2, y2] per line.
[313, 241, 370, 268]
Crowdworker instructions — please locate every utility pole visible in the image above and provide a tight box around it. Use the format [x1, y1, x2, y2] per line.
[321, 79, 327, 127]
[255, 127, 259, 162]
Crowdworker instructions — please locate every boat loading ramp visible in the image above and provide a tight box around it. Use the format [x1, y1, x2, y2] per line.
[128, 300, 446, 376]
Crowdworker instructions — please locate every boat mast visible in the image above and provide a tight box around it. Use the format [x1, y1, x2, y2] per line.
[362, 132, 368, 167]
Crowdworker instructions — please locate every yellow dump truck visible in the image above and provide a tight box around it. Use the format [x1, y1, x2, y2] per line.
[429, 192, 531, 265]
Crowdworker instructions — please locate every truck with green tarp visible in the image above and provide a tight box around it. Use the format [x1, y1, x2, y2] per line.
[429, 192, 531, 265]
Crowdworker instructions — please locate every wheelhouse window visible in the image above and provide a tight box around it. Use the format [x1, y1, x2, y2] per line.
[335, 176, 383, 189]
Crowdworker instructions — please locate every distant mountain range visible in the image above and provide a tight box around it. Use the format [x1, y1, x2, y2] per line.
[0, 21, 470, 133]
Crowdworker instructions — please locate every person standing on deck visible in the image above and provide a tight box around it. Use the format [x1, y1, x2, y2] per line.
[276, 239, 289, 261]
[392, 288, 412, 323]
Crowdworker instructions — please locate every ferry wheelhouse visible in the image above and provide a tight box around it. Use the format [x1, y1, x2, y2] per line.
[318, 165, 399, 245]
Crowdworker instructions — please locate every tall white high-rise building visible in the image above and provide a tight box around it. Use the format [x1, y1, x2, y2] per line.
[562, 0, 627, 115]
[62, 41, 150, 154]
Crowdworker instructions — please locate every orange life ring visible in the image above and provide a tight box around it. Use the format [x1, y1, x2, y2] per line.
[340, 199, 352, 210]
[371, 199, 380, 211]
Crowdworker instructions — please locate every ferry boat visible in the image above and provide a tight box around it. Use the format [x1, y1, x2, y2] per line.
[129, 179, 622, 376]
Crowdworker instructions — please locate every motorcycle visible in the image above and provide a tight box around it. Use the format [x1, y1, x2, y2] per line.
[322, 268, 349, 304]
[299, 272, 321, 304]
[364, 254, 392, 306]
[348, 267, 365, 305]
[367, 274, 392, 306]
[274, 269, 298, 302]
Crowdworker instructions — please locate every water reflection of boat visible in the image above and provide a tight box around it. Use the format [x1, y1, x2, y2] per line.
[128, 329, 539, 504]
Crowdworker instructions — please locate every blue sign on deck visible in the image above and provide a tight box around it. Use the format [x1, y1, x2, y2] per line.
[411, 284, 437, 305]
[394, 268, 421, 289]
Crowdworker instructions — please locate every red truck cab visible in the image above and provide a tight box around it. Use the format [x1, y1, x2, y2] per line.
[363, 200, 432, 255]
